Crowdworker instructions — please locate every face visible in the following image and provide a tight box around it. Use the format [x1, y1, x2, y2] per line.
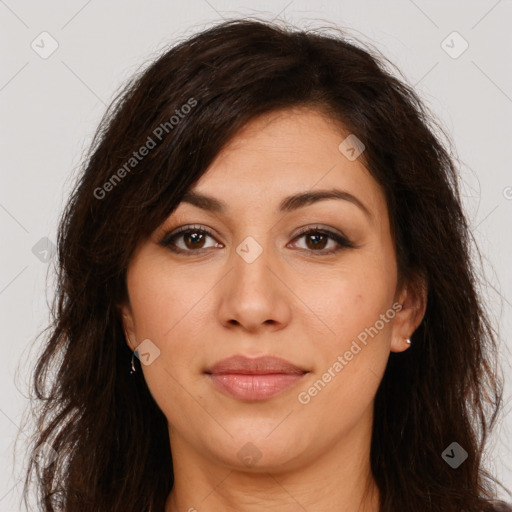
[121, 107, 421, 473]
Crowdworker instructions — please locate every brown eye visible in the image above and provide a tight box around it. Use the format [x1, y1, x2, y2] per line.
[182, 231, 207, 250]
[291, 227, 355, 255]
[304, 232, 329, 251]
[159, 226, 223, 254]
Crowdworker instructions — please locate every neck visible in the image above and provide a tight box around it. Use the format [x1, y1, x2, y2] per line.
[164, 414, 380, 512]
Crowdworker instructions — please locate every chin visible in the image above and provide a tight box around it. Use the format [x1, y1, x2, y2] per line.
[203, 428, 308, 472]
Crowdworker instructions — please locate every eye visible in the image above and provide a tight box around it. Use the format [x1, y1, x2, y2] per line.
[290, 226, 355, 255]
[159, 225, 222, 254]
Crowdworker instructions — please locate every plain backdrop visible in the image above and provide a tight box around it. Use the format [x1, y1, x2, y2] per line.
[1, 1, 511, 510]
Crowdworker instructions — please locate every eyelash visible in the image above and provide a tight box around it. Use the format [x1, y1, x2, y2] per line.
[159, 224, 355, 256]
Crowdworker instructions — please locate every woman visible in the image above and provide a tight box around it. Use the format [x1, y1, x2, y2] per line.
[21, 17, 511, 512]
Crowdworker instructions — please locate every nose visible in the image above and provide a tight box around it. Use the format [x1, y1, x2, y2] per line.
[216, 236, 292, 334]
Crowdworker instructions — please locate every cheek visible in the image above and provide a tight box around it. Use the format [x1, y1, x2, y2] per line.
[293, 249, 397, 408]
[294, 273, 395, 433]
[126, 251, 215, 341]
[296, 257, 396, 342]
[124, 257, 212, 406]
[126, 261, 210, 423]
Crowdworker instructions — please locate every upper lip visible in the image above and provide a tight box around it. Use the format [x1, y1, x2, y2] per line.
[205, 355, 308, 375]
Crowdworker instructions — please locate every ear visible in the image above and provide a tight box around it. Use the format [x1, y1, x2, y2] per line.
[390, 273, 427, 353]
[117, 302, 137, 352]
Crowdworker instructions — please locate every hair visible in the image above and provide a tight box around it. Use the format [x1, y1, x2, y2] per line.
[19, 16, 509, 512]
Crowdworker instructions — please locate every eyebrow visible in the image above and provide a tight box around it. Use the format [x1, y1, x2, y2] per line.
[180, 188, 372, 219]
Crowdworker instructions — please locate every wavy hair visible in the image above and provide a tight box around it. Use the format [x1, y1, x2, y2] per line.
[19, 17, 508, 512]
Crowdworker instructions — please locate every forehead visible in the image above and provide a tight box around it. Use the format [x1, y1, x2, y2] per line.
[180, 107, 387, 221]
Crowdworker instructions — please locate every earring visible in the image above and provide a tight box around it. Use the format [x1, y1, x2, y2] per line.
[130, 351, 137, 375]
[125, 330, 137, 375]
[405, 338, 411, 345]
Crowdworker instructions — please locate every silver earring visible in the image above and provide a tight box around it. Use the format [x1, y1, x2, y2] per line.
[125, 330, 137, 375]
[130, 351, 137, 374]
[405, 338, 411, 345]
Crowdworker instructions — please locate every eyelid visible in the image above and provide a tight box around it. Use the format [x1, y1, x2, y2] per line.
[292, 224, 351, 242]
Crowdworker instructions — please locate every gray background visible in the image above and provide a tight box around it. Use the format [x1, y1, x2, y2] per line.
[1, 0, 511, 509]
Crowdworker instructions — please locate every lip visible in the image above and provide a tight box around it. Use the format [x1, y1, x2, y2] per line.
[205, 355, 308, 401]
[206, 355, 307, 375]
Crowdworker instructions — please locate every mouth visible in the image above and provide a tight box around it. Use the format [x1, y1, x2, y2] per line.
[204, 355, 309, 401]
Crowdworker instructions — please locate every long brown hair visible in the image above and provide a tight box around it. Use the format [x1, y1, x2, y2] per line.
[19, 17, 508, 512]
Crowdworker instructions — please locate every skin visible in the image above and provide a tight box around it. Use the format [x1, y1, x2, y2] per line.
[120, 107, 427, 512]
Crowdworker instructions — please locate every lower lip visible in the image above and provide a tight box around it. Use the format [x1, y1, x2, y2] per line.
[207, 373, 306, 401]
